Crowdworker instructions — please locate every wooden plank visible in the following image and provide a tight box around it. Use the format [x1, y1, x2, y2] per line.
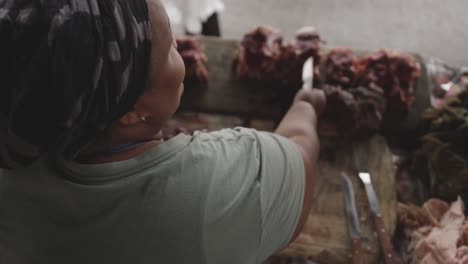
[175, 37, 408, 263]
[179, 37, 431, 131]
[167, 114, 397, 264]
[280, 135, 397, 264]
[179, 37, 291, 120]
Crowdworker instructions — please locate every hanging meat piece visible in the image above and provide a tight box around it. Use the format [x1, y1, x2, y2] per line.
[176, 37, 209, 84]
[354, 50, 421, 117]
[275, 44, 303, 86]
[288, 26, 323, 86]
[275, 44, 300, 85]
[319, 84, 387, 136]
[233, 26, 284, 81]
[233, 26, 323, 86]
[350, 84, 387, 132]
[325, 48, 358, 89]
[292, 26, 322, 61]
[321, 49, 420, 132]
[321, 85, 357, 132]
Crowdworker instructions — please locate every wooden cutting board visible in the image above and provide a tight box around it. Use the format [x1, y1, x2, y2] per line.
[176, 36, 410, 263]
[179, 36, 431, 134]
[278, 135, 397, 264]
[169, 113, 398, 264]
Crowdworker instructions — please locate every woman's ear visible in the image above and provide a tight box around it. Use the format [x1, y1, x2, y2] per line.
[119, 111, 144, 126]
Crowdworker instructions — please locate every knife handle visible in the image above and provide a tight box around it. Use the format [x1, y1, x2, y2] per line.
[373, 213, 398, 264]
[351, 237, 363, 264]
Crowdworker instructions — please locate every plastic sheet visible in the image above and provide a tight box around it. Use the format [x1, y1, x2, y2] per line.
[425, 57, 468, 108]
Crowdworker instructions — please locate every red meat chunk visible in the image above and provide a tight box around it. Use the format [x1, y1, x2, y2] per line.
[321, 85, 357, 131]
[233, 26, 284, 81]
[176, 37, 209, 84]
[325, 48, 358, 89]
[234, 26, 322, 86]
[355, 50, 421, 117]
[350, 84, 387, 132]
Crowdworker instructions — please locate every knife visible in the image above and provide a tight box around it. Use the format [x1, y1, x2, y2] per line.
[341, 173, 363, 264]
[353, 145, 398, 264]
[358, 171, 398, 264]
[440, 67, 468, 92]
[302, 57, 314, 90]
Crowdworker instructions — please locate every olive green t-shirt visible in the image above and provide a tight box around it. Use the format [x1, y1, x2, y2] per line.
[0, 128, 305, 264]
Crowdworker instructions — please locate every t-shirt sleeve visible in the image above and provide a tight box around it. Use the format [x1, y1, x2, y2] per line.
[198, 128, 305, 264]
[253, 130, 305, 261]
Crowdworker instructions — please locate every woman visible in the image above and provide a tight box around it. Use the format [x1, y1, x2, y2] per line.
[0, 0, 325, 263]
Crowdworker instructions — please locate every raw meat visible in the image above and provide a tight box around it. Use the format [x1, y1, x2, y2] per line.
[233, 26, 322, 86]
[456, 246, 468, 264]
[354, 50, 421, 117]
[292, 26, 322, 60]
[351, 84, 387, 132]
[325, 48, 357, 89]
[397, 203, 432, 235]
[289, 26, 323, 86]
[423, 199, 450, 225]
[462, 223, 468, 246]
[414, 198, 464, 263]
[321, 85, 356, 131]
[233, 26, 284, 81]
[234, 28, 421, 136]
[399, 198, 468, 264]
[176, 37, 209, 84]
[320, 49, 420, 134]
[276, 44, 303, 86]
[319, 84, 387, 136]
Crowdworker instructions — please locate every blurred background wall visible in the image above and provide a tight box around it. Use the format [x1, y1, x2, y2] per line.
[169, 0, 468, 66]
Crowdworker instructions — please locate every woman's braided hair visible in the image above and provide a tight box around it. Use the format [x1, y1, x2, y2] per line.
[0, 0, 152, 169]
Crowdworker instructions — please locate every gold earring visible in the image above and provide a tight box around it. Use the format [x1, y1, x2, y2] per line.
[138, 116, 147, 122]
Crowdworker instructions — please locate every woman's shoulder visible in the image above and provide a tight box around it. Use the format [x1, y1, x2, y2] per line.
[186, 127, 263, 162]
[190, 127, 258, 142]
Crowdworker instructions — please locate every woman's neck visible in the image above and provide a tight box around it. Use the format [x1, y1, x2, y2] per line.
[76, 140, 163, 164]
[76, 131, 165, 164]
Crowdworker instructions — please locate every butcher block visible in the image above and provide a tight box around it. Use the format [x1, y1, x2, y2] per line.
[176, 36, 431, 263]
[179, 37, 431, 132]
[278, 135, 397, 263]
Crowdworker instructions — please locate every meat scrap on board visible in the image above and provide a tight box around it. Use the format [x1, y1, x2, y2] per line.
[398, 198, 468, 264]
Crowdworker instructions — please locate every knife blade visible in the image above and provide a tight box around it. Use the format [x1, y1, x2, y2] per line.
[359, 171, 398, 264]
[302, 57, 314, 90]
[440, 69, 465, 91]
[341, 173, 363, 264]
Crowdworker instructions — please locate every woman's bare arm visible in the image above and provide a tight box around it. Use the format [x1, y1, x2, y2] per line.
[274, 89, 326, 241]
